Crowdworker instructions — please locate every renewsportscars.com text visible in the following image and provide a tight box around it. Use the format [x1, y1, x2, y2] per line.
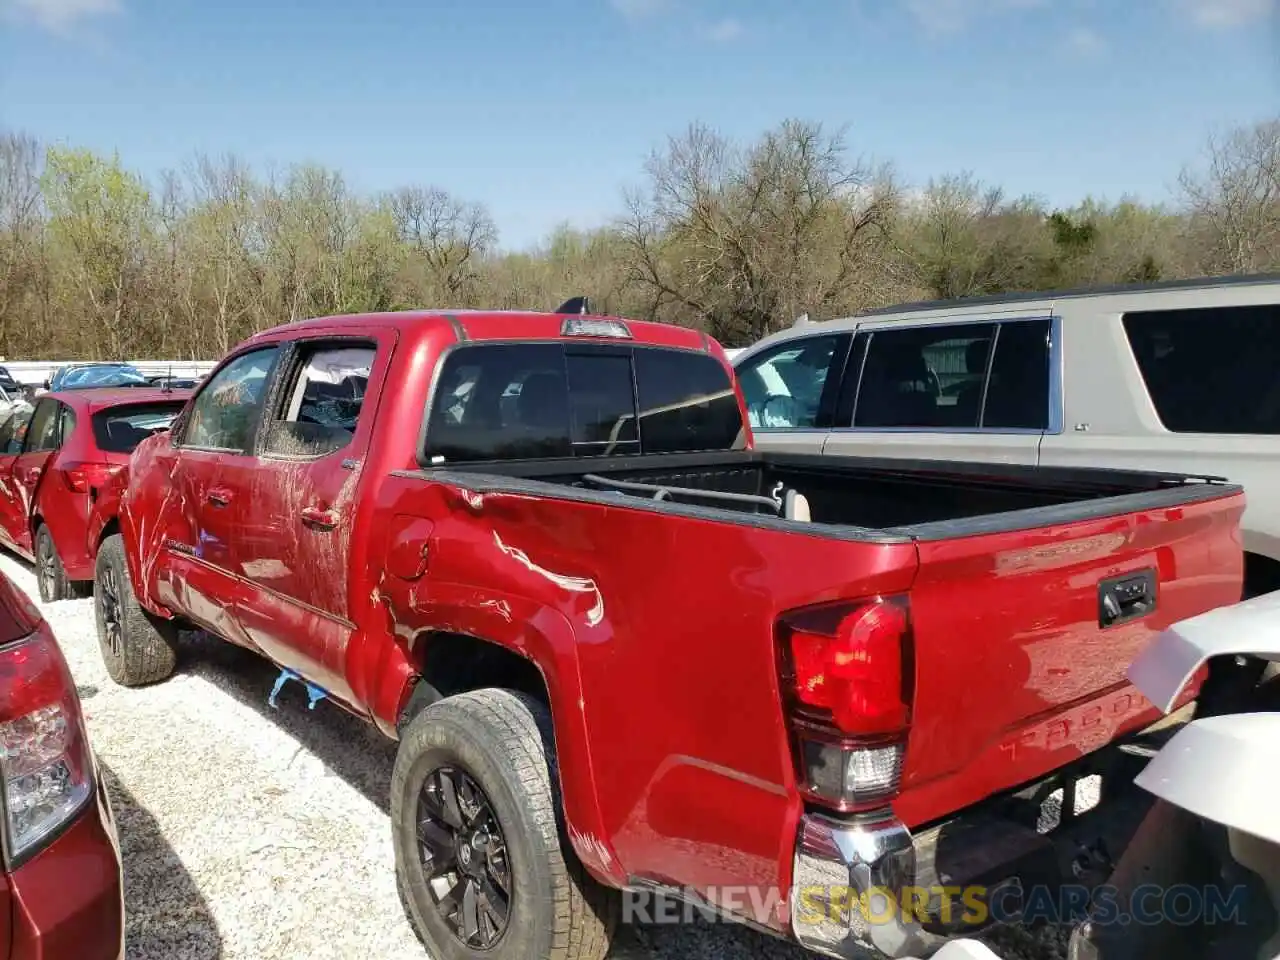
[620, 883, 1252, 928]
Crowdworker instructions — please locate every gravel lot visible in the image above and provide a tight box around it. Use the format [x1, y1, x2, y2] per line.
[1, 552, 1069, 960]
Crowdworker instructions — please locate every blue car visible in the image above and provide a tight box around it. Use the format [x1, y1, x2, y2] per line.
[46, 362, 151, 391]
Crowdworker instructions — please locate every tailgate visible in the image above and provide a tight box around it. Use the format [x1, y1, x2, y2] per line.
[892, 485, 1244, 828]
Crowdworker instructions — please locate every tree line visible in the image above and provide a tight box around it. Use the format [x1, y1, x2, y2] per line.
[1, 116, 1277, 358]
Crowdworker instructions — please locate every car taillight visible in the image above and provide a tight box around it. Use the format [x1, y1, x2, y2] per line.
[777, 596, 913, 812]
[0, 619, 93, 867]
[61, 461, 123, 495]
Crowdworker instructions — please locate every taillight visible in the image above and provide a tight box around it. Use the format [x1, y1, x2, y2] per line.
[0, 619, 93, 866]
[777, 596, 913, 812]
[61, 461, 123, 495]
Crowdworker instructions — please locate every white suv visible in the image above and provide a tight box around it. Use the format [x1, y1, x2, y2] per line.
[732, 274, 1280, 597]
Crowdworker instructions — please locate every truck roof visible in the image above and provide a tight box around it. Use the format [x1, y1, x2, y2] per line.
[249, 310, 717, 354]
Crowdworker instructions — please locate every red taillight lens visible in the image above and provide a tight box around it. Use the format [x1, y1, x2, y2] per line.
[61, 461, 123, 495]
[0, 619, 93, 866]
[788, 600, 910, 736]
[779, 597, 913, 812]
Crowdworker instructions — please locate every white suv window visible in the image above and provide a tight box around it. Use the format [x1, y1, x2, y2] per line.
[1124, 304, 1280, 434]
[737, 335, 842, 429]
[851, 318, 1051, 431]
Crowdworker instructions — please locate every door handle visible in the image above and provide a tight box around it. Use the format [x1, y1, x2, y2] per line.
[207, 487, 233, 506]
[300, 505, 338, 531]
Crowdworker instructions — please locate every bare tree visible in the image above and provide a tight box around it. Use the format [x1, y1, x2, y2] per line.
[388, 185, 496, 301]
[1180, 119, 1280, 274]
[619, 120, 897, 344]
[0, 131, 45, 355]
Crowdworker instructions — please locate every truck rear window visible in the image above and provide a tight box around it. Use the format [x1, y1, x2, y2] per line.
[91, 402, 186, 453]
[424, 343, 744, 463]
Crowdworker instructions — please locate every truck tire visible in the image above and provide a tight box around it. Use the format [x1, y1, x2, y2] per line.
[392, 688, 617, 960]
[94, 533, 179, 687]
[35, 524, 74, 603]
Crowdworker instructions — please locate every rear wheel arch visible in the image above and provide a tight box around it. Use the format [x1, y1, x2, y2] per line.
[397, 630, 552, 733]
[96, 516, 121, 551]
[390, 626, 626, 888]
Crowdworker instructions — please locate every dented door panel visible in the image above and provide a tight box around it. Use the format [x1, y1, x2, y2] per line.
[228, 332, 390, 706]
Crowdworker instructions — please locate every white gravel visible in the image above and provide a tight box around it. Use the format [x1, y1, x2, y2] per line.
[0, 551, 1068, 960]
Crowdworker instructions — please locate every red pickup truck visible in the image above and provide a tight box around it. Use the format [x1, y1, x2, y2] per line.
[91, 308, 1244, 960]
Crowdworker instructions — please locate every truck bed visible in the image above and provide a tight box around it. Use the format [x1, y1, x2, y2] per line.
[389, 449, 1242, 904]
[430, 450, 1231, 538]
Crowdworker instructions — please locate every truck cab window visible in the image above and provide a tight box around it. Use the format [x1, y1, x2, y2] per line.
[424, 343, 744, 463]
[737, 335, 840, 429]
[566, 354, 639, 454]
[263, 344, 376, 458]
[182, 346, 280, 452]
[634, 348, 744, 453]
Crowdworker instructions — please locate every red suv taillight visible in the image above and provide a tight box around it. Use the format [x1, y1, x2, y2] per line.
[0, 619, 93, 867]
[777, 596, 913, 812]
[60, 461, 123, 495]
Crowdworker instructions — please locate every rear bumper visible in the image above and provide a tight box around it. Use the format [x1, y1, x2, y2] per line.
[789, 778, 1154, 959]
[8, 767, 125, 960]
[791, 812, 948, 959]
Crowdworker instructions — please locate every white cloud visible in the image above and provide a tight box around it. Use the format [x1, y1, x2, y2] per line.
[1178, 0, 1274, 27]
[1063, 24, 1107, 56]
[704, 16, 744, 42]
[609, 0, 670, 21]
[903, 0, 1048, 34]
[1, 0, 120, 32]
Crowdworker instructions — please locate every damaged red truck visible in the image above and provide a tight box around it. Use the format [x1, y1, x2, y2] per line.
[90, 308, 1245, 960]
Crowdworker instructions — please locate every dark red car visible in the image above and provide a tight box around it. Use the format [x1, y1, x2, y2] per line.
[0, 570, 124, 958]
[0, 388, 190, 602]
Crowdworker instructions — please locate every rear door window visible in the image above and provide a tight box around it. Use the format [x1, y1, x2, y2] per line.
[982, 318, 1051, 430]
[850, 318, 1051, 431]
[1123, 304, 1280, 434]
[424, 343, 743, 463]
[854, 323, 995, 428]
[91, 402, 186, 453]
[262, 343, 376, 458]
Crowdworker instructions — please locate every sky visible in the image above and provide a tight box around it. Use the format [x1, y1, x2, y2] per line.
[1, 0, 1278, 250]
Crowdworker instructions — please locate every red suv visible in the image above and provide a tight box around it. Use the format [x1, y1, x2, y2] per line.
[0, 571, 124, 958]
[0, 388, 190, 602]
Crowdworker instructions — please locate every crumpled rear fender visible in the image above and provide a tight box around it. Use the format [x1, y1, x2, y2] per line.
[366, 577, 627, 888]
[1128, 590, 1280, 713]
[1134, 713, 1280, 846]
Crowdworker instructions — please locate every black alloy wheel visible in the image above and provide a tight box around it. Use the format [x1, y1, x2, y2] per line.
[37, 534, 57, 597]
[97, 560, 123, 659]
[417, 765, 512, 950]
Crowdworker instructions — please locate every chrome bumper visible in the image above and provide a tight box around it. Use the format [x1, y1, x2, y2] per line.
[790, 812, 949, 959]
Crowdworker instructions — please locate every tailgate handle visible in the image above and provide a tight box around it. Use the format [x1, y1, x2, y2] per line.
[1098, 569, 1157, 628]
